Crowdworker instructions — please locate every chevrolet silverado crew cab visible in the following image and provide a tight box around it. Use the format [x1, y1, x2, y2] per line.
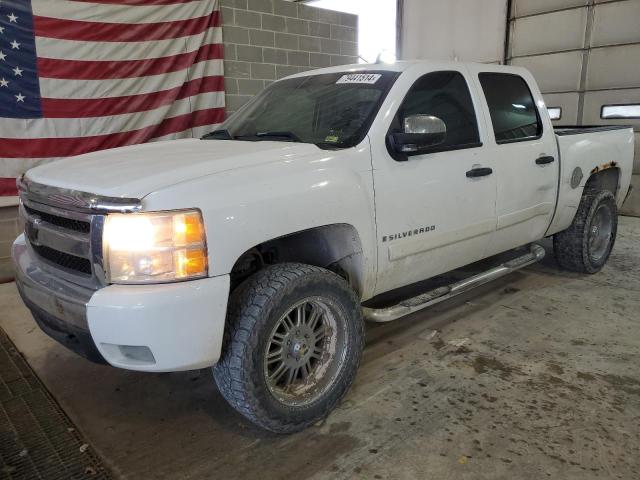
[13, 61, 634, 433]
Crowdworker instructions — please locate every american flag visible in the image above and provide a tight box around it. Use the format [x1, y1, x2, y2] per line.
[0, 0, 225, 196]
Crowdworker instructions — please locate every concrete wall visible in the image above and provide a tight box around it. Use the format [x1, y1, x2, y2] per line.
[220, 0, 359, 115]
[399, 0, 508, 63]
[507, 0, 640, 215]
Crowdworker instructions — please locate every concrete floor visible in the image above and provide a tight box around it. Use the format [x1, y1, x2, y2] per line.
[1, 217, 639, 480]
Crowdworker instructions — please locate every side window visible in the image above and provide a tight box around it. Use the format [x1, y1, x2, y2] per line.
[392, 71, 480, 149]
[478, 73, 542, 143]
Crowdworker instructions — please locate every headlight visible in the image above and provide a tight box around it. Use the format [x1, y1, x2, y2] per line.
[103, 209, 208, 284]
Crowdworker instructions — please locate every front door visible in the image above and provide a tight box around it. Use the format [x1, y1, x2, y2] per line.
[371, 68, 497, 296]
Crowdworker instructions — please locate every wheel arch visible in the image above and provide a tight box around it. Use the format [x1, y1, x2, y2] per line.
[584, 165, 620, 197]
[229, 223, 368, 297]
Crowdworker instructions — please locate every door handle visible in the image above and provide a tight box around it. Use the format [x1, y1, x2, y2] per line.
[536, 155, 555, 165]
[466, 167, 493, 178]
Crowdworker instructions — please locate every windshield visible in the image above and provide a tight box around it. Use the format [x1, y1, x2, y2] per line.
[209, 71, 399, 149]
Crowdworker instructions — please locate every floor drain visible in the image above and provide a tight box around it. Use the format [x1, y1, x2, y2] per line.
[0, 327, 112, 479]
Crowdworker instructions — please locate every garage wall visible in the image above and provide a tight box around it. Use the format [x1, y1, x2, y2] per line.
[399, 0, 508, 63]
[220, 0, 358, 115]
[507, 0, 640, 214]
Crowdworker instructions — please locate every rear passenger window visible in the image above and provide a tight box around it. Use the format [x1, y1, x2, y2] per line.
[479, 73, 542, 143]
[392, 71, 480, 150]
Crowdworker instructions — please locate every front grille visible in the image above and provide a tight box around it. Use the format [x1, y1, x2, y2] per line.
[24, 204, 90, 233]
[31, 244, 92, 275]
[22, 201, 97, 279]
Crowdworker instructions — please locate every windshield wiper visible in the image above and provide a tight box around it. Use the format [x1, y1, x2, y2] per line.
[201, 129, 234, 140]
[233, 131, 303, 143]
[254, 131, 302, 142]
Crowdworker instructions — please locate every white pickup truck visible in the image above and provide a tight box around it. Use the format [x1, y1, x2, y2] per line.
[13, 61, 634, 433]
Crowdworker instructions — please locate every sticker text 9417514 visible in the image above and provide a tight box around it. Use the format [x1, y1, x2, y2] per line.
[336, 74, 382, 85]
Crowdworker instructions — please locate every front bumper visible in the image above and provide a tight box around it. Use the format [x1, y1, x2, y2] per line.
[13, 234, 230, 372]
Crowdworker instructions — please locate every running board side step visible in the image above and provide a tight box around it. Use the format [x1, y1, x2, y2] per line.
[363, 244, 546, 323]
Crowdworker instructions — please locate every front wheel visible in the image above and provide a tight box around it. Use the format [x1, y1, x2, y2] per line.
[554, 189, 618, 273]
[213, 263, 364, 433]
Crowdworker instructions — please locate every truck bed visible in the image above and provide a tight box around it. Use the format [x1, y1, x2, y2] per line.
[545, 124, 635, 238]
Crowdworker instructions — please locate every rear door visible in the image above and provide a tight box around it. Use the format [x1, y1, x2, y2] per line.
[370, 67, 497, 295]
[468, 66, 558, 256]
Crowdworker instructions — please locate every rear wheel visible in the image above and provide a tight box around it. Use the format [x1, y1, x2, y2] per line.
[553, 189, 617, 273]
[213, 263, 364, 433]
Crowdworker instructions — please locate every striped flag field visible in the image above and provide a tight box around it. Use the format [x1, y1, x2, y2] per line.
[0, 0, 225, 196]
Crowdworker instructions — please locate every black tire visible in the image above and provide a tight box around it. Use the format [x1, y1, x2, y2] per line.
[553, 188, 618, 274]
[213, 263, 364, 433]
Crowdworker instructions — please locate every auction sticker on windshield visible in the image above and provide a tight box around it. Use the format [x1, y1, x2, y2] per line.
[336, 74, 382, 84]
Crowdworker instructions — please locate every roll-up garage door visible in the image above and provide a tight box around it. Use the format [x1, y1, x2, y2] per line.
[506, 0, 640, 215]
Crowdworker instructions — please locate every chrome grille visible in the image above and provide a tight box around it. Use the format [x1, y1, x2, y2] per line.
[20, 200, 101, 284]
[23, 204, 90, 234]
[31, 244, 92, 275]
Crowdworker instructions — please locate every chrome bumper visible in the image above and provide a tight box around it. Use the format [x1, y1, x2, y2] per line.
[12, 235, 106, 363]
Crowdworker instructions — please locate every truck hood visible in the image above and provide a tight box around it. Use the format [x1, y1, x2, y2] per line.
[25, 139, 321, 199]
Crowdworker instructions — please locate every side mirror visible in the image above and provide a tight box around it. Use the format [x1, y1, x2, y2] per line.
[389, 115, 447, 155]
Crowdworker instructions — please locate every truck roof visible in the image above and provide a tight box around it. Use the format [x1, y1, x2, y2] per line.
[286, 59, 528, 79]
